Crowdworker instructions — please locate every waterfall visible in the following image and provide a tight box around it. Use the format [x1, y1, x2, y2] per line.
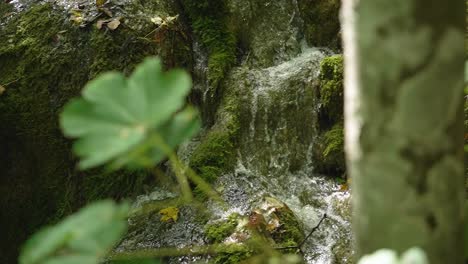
[209, 47, 353, 264]
[115, 0, 352, 262]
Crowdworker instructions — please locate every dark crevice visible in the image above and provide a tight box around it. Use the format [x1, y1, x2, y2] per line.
[425, 214, 437, 231]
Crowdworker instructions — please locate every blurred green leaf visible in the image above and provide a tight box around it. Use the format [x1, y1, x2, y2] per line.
[465, 60, 468, 84]
[357, 247, 428, 264]
[465, 203, 468, 259]
[19, 200, 129, 264]
[109, 259, 161, 264]
[60, 57, 200, 170]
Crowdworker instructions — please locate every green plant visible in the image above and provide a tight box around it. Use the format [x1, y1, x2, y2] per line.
[357, 248, 428, 264]
[18, 55, 295, 264]
[19, 57, 199, 264]
[60, 57, 200, 170]
[19, 201, 129, 264]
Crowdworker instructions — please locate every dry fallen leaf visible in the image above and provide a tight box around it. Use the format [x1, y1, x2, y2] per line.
[107, 19, 121, 30]
[150, 16, 163, 26]
[165, 15, 179, 24]
[0, 85, 5, 95]
[96, 19, 105, 29]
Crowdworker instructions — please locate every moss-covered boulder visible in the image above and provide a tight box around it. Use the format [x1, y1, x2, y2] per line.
[187, 70, 245, 199]
[201, 197, 304, 263]
[320, 122, 345, 174]
[318, 55, 344, 128]
[0, 1, 191, 262]
[313, 55, 345, 176]
[205, 213, 240, 243]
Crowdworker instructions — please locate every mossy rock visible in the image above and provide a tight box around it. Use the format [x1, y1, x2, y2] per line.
[226, 0, 302, 67]
[205, 213, 239, 243]
[189, 127, 237, 200]
[298, 0, 341, 50]
[318, 55, 344, 129]
[0, 2, 191, 262]
[315, 122, 345, 176]
[200, 198, 304, 263]
[269, 207, 304, 248]
[313, 55, 345, 176]
[189, 79, 242, 199]
[181, 0, 236, 124]
[212, 244, 253, 264]
[257, 197, 304, 250]
[0, 1, 13, 17]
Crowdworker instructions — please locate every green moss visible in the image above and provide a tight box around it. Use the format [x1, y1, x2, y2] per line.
[181, 0, 236, 91]
[0, 2, 13, 17]
[212, 244, 252, 264]
[0, 6, 90, 262]
[322, 123, 345, 173]
[319, 55, 344, 127]
[0, 3, 189, 262]
[314, 55, 345, 176]
[189, 85, 241, 198]
[205, 213, 239, 243]
[270, 207, 304, 249]
[190, 132, 234, 176]
[189, 127, 237, 199]
[298, 0, 341, 50]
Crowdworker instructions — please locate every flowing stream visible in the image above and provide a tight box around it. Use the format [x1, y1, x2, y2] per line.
[118, 46, 353, 263]
[206, 47, 353, 263]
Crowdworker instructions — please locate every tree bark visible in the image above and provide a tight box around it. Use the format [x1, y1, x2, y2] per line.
[341, 0, 465, 263]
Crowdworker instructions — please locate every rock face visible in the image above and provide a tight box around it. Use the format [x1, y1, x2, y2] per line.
[0, 1, 190, 262]
[0, 0, 347, 263]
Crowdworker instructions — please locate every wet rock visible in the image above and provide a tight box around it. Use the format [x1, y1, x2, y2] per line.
[313, 55, 346, 177]
[0, 1, 191, 262]
[226, 0, 303, 67]
[297, 0, 341, 50]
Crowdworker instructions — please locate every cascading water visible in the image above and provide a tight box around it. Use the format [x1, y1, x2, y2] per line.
[208, 47, 353, 263]
[117, 46, 353, 264]
[114, 0, 352, 262]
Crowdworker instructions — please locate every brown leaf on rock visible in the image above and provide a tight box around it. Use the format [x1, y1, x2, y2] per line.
[107, 19, 121, 30]
[96, 19, 105, 29]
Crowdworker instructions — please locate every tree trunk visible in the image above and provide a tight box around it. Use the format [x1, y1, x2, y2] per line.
[341, 0, 465, 263]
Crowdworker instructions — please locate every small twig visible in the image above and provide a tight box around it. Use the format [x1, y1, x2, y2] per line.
[274, 213, 327, 251]
[299, 213, 327, 248]
[1, 78, 20, 87]
[144, 26, 162, 38]
[110, 244, 238, 260]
